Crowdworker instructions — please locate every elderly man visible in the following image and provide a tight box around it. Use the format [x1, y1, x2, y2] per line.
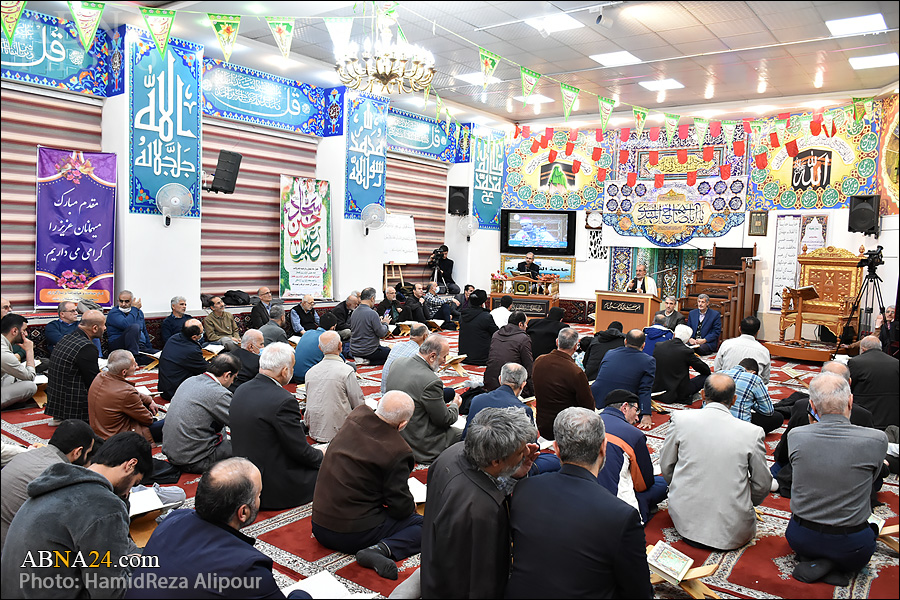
[1, 314, 37, 409]
[583, 321, 625, 380]
[875, 304, 895, 353]
[384, 334, 462, 463]
[106, 290, 154, 359]
[591, 329, 656, 430]
[714, 315, 772, 384]
[304, 331, 365, 443]
[45, 301, 101, 356]
[526, 306, 569, 359]
[45, 310, 105, 423]
[230, 343, 323, 509]
[686, 293, 722, 355]
[484, 311, 533, 397]
[421, 407, 539, 598]
[250, 287, 274, 330]
[642, 312, 673, 357]
[1, 432, 151, 598]
[312, 392, 422, 580]
[158, 319, 208, 401]
[330, 292, 360, 342]
[162, 353, 241, 474]
[260, 304, 291, 347]
[349, 287, 392, 365]
[1, 419, 94, 552]
[203, 296, 242, 352]
[293, 313, 338, 384]
[0, 297, 10, 318]
[380, 323, 428, 394]
[720, 357, 782, 434]
[229, 329, 263, 392]
[290, 294, 320, 335]
[128, 458, 307, 600]
[626, 263, 658, 296]
[376, 286, 403, 326]
[423, 281, 459, 323]
[785, 373, 889, 585]
[88, 349, 159, 443]
[160, 296, 191, 346]
[402, 283, 428, 323]
[849, 334, 899, 429]
[660, 373, 771, 550]
[463, 362, 534, 439]
[533, 328, 594, 440]
[657, 296, 686, 330]
[652, 323, 710, 405]
[507, 407, 653, 599]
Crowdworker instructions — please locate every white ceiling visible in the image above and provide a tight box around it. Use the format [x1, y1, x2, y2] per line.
[24, 1, 900, 129]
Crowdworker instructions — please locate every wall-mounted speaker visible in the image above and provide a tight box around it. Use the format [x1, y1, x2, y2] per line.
[208, 150, 243, 194]
[847, 194, 880, 236]
[448, 186, 469, 216]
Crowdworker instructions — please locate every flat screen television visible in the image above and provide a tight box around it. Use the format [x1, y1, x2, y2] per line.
[499, 209, 577, 256]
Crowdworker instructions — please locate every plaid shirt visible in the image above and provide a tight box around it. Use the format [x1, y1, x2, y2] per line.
[380, 340, 421, 393]
[720, 365, 773, 422]
[423, 292, 449, 319]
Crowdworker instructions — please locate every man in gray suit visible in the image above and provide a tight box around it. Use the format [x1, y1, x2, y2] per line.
[660, 373, 771, 550]
[384, 334, 462, 463]
[259, 304, 291, 347]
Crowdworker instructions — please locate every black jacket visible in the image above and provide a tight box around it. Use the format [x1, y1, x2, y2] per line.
[483, 325, 534, 396]
[401, 296, 427, 323]
[583, 328, 625, 380]
[526, 318, 569, 359]
[227, 347, 260, 392]
[249, 301, 270, 330]
[458, 307, 498, 366]
[375, 298, 403, 324]
[651, 338, 710, 404]
[158, 333, 208, 401]
[849, 349, 899, 429]
[330, 301, 354, 331]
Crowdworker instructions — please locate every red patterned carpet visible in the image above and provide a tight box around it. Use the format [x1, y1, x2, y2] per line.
[2, 325, 897, 598]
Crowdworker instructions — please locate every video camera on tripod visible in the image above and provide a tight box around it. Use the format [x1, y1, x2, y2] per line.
[857, 245, 884, 272]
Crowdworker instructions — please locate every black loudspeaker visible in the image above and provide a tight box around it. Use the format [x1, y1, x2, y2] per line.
[847, 194, 880, 236]
[448, 186, 469, 216]
[209, 150, 243, 194]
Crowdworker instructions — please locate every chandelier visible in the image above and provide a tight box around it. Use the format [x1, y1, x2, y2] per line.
[334, 18, 435, 95]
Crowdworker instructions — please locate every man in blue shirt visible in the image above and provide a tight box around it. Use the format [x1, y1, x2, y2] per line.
[720, 358, 782, 434]
[106, 290, 154, 363]
[44, 301, 101, 356]
[292, 312, 338, 383]
[159, 296, 191, 347]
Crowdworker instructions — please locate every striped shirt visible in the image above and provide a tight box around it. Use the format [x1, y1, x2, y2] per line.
[720, 365, 773, 422]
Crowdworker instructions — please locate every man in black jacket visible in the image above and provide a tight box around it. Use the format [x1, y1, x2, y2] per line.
[428, 245, 460, 294]
[651, 324, 710, 405]
[583, 321, 625, 380]
[848, 335, 899, 430]
[45, 310, 106, 423]
[228, 329, 263, 392]
[458, 290, 497, 366]
[401, 283, 427, 323]
[330, 292, 360, 342]
[158, 319, 208, 401]
[526, 306, 569, 359]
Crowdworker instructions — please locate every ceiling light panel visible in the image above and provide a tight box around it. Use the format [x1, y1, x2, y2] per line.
[638, 79, 684, 91]
[524, 13, 585, 34]
[848, 53, 899, 70]
[825, 13, 887, 36]
[590, 51, 643, 67]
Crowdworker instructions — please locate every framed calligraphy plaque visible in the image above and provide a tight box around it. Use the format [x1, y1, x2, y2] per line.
[748, 211, 768, 236]
[279, 176, 333, 299]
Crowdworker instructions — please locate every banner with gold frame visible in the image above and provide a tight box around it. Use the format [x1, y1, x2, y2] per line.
[500, 254, 575, 283]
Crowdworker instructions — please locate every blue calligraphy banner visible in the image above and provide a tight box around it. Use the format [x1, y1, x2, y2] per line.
[35, 147, 116, 309]
[345, 92, 388, 220]
[1, 10, 112, 97]
[128, 27, 203, 216]
[472, 131, 506, 230]
[201, 59, 328, 136]
[386, 108, 471, 163]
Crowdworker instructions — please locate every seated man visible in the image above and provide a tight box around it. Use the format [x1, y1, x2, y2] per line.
[162, 353, 241, 474]
[786, 373, 889, 586]
[458, 289, 498, 366]
[380, 323, 428, 394]
[375, 286, 403, 326]
[489, 294, 513, 328]
[1, 419, 94, 550]
[312, 392, 422, 580]
[330, 292, 360, 342]
[849, 335, 899, 429]
[202, 296, 242, 353]
[88, 349, 160, 443]
[507, 407, 653, 599]
[583, 321, 625, 380]
[230, 343, 323, 509]
[158, 319, 208, 401]
[463, 363, 534, 440]
[423, 281, 459, 323]
[106, 290, 155, 360]
[293, 313, 338, 383]
[658, 296, 686, 331]
[401, 283, 427, 323]
[660, 373, 771, 550]
[349, 287, 391, 365]
[159, 296, 191, 347]
[714, 315, 772, 384]
[128, 457, 308, 600]
[652, 324, 710, 405]
[484, 311, 534, 397]
[259, 304, 290, 347]
[686, 293, 722, 355]
[517, 252, 540, 280]
[591, 330, 656, 430]
[290, 294, 320, 335]
[526, 306, 569, 359]
[720, 358, 783, 434]
[428, 245, 460, 294]
[304, 331, 365, 443]
[250, 287, 274, 330]
[598, 390, 668, 525]
[384, 335, 462, 463]
[1, 432, 151, 598]
[44, 301, 101, 356]
[454, 284, 475, 312]
[533, 328, 594, 440]
[642, 312, 673, 357]
[229, 329, 263, 392]
[1, 313, 37, 410]
[45, 310, 105, 423]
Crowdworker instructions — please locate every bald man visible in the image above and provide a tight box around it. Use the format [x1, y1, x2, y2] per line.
[46, 310, 106, 423]
[849, 335, 899, 430]
[303, 331, 366, 443]
[290, 294, 320, 334]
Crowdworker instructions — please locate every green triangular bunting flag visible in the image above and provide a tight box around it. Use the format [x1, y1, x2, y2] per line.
[323, 17, 353, 53]
[693, 116, 709, 146]
[663, 113, 680, 146]
[520, 67, 541, 106]
[209, 13, 241, 62]
[1, 1, 27, 44]
[67, 1, 105, 50]
[266, 17, 294, 59]
[139, 7, 176, 59]
[479, 47, 500, 89]
[722, 120, 738, 145]
[560, 83, 579, 122]
[632, 106, 648, 137]
[598, 97, 615, 131]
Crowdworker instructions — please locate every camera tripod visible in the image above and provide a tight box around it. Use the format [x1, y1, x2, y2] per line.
[837, 262, 886, 353]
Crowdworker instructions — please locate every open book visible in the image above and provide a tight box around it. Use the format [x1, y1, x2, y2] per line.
[128, 486, 183, 518]
[281, 571, 375, 599]
[647, 542, 693, 585]
[408, 477, 427, 503]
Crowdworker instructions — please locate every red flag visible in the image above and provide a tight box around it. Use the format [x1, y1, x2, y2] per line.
[514, 124, 522, 139]
[540, 136, 549, 149]
[785, 139, 799, 158]
[649, 127, 660, 142]
[677, 148, 688, 164]
[809, 119, 822, 136]
[649, 150, 659, 166]
[733, 140, 745, 156]
[572, 160, 581, 174]
[548, 149, 558, 162]
[778, 112, 791, 128]
[678, 124, 690, 140]
[655, 173, 665, 188]
[754, 152, 768, 170]
[592, 147, 603, 161]
[769, 131, 780, 148]
[619, 149, 629, 164]
[686, 171, 697, 186]
[522, 125, 531, 138]
[568, 129, 578, 142]
[627, 172, 637, 187]
[545, 127, 554, 139]
[531, 138, 541, 153]
[620, 128, 630, 143]
[565, 141, 575, 155]
[709, 121, 721, 138]
[827, 121, 837, 138]
[703, 145, 714, 162]
[595, 128, 603, 142]
[742, 119, 752, 134]
[597, 168, 607, 182]
[719, 164, 731, 180]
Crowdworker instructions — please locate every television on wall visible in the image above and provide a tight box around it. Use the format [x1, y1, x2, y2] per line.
[499, 209, 577, 256]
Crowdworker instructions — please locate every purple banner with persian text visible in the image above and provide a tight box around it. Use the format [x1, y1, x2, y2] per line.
[35, 147, 116, 309]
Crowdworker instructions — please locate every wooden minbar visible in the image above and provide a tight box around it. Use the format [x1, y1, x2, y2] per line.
[490, 274, 560, 318]
[594, 291, 660, 333]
